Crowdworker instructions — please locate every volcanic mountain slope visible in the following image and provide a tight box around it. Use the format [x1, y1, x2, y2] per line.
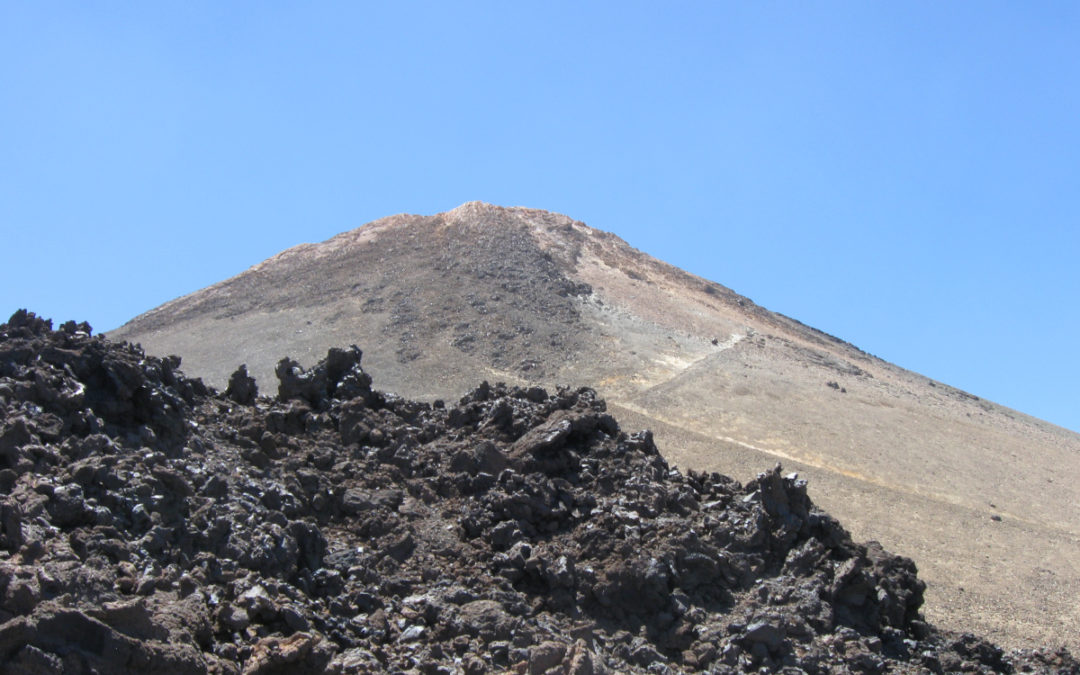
[3, 311, 1077, 673]
[111, 202, 1080, 651]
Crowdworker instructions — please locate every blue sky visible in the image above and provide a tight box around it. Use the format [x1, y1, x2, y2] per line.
[2, 3, 1078, 432]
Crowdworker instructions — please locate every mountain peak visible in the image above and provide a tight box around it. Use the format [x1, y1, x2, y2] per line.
[110, 205, 1080, 650]
[444, 200, 565, 219]
[314, 202, 585, 259]
[444, 199, 503, 217]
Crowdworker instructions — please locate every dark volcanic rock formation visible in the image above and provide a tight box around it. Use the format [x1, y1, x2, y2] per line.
[1, 310, 1075, 674]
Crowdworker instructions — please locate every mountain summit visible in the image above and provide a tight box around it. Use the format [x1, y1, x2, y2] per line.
[112, 202, 1080, 649]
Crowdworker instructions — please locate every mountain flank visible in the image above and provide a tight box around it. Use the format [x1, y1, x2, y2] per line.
[112, 202, 1080, 651]
[4, 311, 1078, 672]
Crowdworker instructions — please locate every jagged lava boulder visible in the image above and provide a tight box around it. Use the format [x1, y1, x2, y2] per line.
[0, 310, 1075, 674]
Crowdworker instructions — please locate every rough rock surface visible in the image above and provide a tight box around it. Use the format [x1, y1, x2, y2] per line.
[0, 310, 1075, 674]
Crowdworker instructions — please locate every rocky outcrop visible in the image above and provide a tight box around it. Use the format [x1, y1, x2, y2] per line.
[0, 310, 1075, 673]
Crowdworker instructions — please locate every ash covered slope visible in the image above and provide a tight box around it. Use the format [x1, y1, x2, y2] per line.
[2, 311, 1076, 674]
[110, 202, 1080, 650]
[111, 204, 597, 398]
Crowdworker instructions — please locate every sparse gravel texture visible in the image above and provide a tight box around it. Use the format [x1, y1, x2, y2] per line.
[1, 310, 1075, 674]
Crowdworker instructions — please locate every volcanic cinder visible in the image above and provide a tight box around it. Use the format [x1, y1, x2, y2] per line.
[112, 202, 1080, 651]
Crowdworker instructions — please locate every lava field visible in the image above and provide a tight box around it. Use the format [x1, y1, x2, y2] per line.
[0, 310, 1074, 674]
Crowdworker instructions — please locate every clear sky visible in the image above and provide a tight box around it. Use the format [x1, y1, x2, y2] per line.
[2, 3, 1077, 432]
